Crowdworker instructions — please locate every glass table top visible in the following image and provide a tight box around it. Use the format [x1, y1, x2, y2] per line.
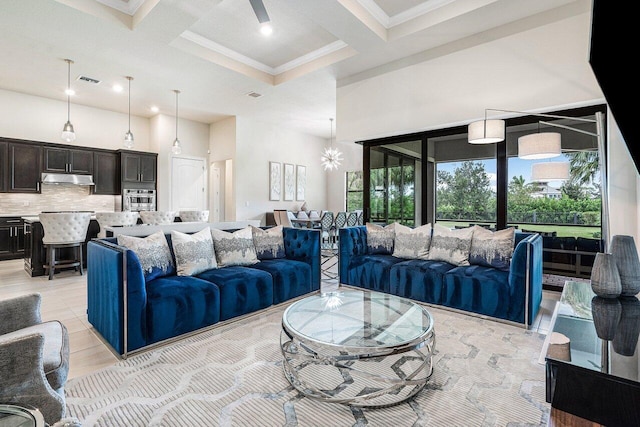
[0, 405, 44, 427]
[282, 290, 433, 349]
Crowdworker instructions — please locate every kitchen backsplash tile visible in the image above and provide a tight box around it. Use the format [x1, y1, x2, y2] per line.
[0, 184, 117, 215]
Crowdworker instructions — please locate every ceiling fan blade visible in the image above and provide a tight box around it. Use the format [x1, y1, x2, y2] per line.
[249, 0, 270, 23]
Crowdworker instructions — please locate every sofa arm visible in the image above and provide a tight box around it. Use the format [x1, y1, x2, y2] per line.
[0, 293, 41, 336]
[87, 240, 148, 356]
[508, 233, 543, 326]
[0, 333, 66, 425]
[339, 226, 368, 284]
[283, 227, 321, 291]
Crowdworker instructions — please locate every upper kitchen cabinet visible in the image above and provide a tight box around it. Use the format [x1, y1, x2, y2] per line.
[8, 142, 41, 193]
[0, 140, 7, 192]
[120, 150, 157, 189]
[92, 151, 120, 195]
[43, 146, 93, 174]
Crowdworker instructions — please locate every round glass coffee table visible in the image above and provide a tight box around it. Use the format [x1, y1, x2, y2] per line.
[0, 404, 45, 427]
[281, 290, 435, 408]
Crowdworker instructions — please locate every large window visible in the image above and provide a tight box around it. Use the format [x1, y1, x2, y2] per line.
[346, 171, 363, 211]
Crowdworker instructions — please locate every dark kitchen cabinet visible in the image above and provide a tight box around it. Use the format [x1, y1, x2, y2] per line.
[120, 151, 157, 188]
[0, 217, 25, 260]
[0, 140, 7, 192]
[8, 142, 41, 193]
[43, 147, 93, 174]
[92, 151, 120, 195]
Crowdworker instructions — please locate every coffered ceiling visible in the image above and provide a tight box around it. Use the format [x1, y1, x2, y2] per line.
[0, 0, 586, 137]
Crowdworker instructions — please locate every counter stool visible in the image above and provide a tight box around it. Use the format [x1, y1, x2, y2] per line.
[95, 212, 139, 238]
[139, 211, 176, 225]
[178, 210, 209, 222]
[39, 212, 91, 280]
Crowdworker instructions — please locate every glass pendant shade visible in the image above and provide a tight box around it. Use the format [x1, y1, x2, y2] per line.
[321, 118, 342, 170]
[468, 119, 505, 144]
[61, 59, 76, 142]
[531, 162, 570, 181]
[518, 132, 561, 159]
[124, 76, 134, 148]
[172, 89, 182, 155]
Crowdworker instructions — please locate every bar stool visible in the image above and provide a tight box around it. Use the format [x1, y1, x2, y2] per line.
[139, 211, 176, 225]
[179, 210, 209, 222]
[95, 212, 140, 238]
[39, 212, 91, 280]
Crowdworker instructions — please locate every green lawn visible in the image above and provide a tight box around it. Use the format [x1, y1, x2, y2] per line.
[438, 221, 600, 239]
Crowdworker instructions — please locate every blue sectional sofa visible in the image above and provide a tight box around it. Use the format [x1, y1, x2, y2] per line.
[339, 226, 543, 326]
[87, 227, 320, 356]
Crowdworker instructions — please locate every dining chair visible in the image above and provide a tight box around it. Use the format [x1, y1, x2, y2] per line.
[319, 211, 338, 279]
[39, 212, 91, 280]
[347, 211, 358, 226]
[319, 211, 335, 249]
[356, 210, 364, 225]
[334, 211, 347, 229]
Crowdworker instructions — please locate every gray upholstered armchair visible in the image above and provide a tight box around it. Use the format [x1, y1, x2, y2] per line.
[0, 293, 70, 425]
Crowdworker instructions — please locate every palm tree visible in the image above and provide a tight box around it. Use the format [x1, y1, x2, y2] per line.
[566, 151, 599, 185]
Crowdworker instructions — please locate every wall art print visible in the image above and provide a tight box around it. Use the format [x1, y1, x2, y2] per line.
[269, 161, 281, 201]
[284, 163, 295, 201]
[296, 165, 306, 201]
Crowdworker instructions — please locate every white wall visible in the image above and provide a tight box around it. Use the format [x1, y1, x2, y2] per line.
[209, 117, 237, 220]
[0, 88, 149, 150]
[234, 117, 327, 224]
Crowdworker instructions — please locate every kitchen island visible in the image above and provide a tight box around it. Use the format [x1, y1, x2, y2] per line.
[22, 215, 99, 277]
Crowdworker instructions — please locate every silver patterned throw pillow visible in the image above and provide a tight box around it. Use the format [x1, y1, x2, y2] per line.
[427, 225, 474, 266]
[392, 223, 432, 259]
[117, 230, 175, 281]
[251, 225, 285, 259]
[171, 228, 217, 276]
[469, 226, 515, 271]
[366, 223, 396, 255]
[211, 226, 259, 267]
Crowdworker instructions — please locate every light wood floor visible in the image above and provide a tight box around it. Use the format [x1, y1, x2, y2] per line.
[0, 257, 560, 381]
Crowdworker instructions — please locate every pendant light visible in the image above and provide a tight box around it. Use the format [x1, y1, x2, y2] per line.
[321, 118, 342, 171]
[61, 59, 76, 142]
[123, 76, 134, 148]
[171, 89, 182, 155]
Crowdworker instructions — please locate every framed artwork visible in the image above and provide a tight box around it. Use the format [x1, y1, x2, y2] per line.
[296, 165, 306, 201]
[284, 163, 295, 201]
[269, 161, 281, 201]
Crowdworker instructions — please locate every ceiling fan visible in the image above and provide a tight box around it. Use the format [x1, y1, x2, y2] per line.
[249, 0, 270, 24]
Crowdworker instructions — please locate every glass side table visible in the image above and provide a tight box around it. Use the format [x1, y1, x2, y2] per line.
[0, 404, 45, 427]
[543, 280, 640, 426]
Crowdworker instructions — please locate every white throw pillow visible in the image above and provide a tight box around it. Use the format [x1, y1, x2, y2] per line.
[366, 223, 396, 255]
[427, 225, 474, 266]
[171, 228, 217, 276]
[251, 225, 285, 260]
[117, 231, 175, 280]
[393, 223, 433, 259]
[211, 226, 259, 267]
[469, 226, 515, 271]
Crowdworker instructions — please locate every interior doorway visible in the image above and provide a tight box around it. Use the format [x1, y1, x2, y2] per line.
[171, 156, 207, 212]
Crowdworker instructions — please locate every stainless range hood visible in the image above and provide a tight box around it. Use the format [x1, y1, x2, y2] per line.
[41, 173, 95, 186]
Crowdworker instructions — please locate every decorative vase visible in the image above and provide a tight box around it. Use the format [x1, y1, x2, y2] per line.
[612, 296, 640, 356]
[610, 235, 640, 296]
[591, 296, 621, 340]
[590, 252, 622, 298]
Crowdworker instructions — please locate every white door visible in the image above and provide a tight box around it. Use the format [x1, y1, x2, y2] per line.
[171, 156, 207, 211]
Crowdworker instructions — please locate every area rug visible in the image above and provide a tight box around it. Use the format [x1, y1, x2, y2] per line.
[65, 299, 550, 426]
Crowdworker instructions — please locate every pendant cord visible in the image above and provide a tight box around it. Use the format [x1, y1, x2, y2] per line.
[174, 90, 179, 140]
[128, 77, 131, 131]
[67, 60, 71, 122]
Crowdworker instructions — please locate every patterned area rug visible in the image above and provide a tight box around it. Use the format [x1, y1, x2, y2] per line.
[65, 298, 549, 426]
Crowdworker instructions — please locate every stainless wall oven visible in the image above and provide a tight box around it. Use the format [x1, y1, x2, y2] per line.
[122, 189, 156, 212]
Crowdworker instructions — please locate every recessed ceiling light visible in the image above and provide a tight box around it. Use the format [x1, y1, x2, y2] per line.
[260, 22, 273, 36]
[150, 106, 159, 113]
[113, 84, 123, 93]
[65, 88, 75, 96]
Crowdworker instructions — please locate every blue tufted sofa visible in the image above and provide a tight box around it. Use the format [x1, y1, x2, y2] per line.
[87, 227, 320, 356]
[339, 226, 543, 326]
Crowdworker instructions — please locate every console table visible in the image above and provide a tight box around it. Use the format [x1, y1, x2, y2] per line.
[544, 280, 640, 425]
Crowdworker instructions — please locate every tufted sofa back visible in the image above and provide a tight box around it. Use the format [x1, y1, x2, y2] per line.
[96, 212, 140, 238]
[39, 212, 91, 244]
[139, 211, 176, 225]
[178, 210, 209, 222]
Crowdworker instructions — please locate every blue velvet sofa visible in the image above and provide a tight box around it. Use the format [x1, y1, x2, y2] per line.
[87, 227, 320, 356]
[339, 226, 543, 326]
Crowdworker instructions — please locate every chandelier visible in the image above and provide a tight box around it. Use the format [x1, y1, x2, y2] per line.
[321, 118, 342, 171]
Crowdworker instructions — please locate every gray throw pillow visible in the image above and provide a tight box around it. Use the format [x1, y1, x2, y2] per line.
[251, 225, 285, 259]
[211, 226, 259, 267]
[366, 223, 396, 255]
[392, 223, 432, 259]
[427, 225, 474, 266]
[171, 228, 217, 276]
[117, 230, 175, 280]
[469, 226, 515, 271]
